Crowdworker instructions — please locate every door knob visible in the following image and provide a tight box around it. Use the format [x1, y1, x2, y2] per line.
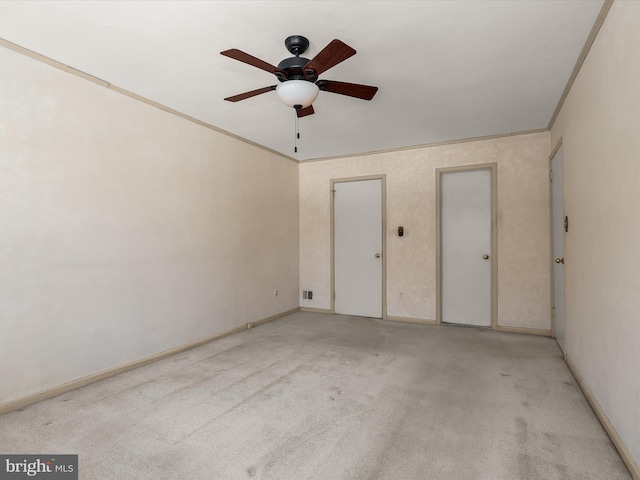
[483, 254, 489, 260]
[375, 253, 381, 258]
[555, 257, 564, 264]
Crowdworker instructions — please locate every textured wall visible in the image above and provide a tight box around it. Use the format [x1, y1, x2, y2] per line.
[300, 132, 551, 330]
[0, 46, 299, 405]
[550, 0, 640, 467]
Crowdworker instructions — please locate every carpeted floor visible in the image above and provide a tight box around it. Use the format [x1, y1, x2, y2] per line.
[0, 312, 631, 479]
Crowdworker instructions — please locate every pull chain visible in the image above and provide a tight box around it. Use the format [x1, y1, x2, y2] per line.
[294, 110, 298, 153]
[294, 108, 300, 153]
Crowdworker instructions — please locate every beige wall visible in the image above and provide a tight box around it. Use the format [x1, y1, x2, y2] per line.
[0, 46, 299, 405]
[299, 132, 551, 330]
[550, 0, 640, 469]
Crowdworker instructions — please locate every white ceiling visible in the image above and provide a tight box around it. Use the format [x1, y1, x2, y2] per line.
[0, 1, 604, 161]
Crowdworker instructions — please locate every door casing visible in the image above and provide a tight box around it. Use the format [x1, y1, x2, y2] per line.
[436, 163, 498, 329]
[549, 139, 566, 354]
[330, 174, 387, 319]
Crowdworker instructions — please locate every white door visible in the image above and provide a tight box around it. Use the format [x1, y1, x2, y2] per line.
[334, 179, 383, 318]
[551, 146, 565, 353]
[441, 169, 492, 327]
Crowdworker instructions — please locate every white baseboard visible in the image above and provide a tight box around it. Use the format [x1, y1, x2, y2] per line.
[565, 355, 639, 479]
[496, 325, 551, 336]
[299, 307, 333, 314]
[248, 307, 299, 328]
[386, 315, 437, 325]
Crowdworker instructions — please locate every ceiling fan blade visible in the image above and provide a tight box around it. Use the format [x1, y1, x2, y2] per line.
[297, 105, 315, 118]
[303, 39, 356, 76]
[221, 49, 284, 76]
[317, 80, 378, 100]
[224, 86, 276, 102]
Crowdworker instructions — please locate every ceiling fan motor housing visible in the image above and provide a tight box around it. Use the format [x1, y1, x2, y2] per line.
[276, 56, 317, 82]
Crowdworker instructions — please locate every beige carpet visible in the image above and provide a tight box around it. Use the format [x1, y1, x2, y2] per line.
[0, 312, 631, 479]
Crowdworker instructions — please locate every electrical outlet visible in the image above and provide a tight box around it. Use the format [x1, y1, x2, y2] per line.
[400, 291, 404, 300]
[274, 289, 278, 297]
[302, 290, 308, 299]
[308, 290, 313, 300]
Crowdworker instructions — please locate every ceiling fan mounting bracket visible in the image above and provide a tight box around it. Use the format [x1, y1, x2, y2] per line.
[284, 35, 310, 56]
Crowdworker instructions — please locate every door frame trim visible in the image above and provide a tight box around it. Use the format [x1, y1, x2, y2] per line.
[435, 163, 498, 329]
[549, 137, 564, 350]
[330, 174, 387, 319]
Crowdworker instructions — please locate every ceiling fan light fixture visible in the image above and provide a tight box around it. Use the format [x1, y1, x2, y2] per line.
[276, 80, 319, 108]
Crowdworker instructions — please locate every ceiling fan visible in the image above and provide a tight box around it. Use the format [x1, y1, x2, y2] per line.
[221, 35, 378, 118]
